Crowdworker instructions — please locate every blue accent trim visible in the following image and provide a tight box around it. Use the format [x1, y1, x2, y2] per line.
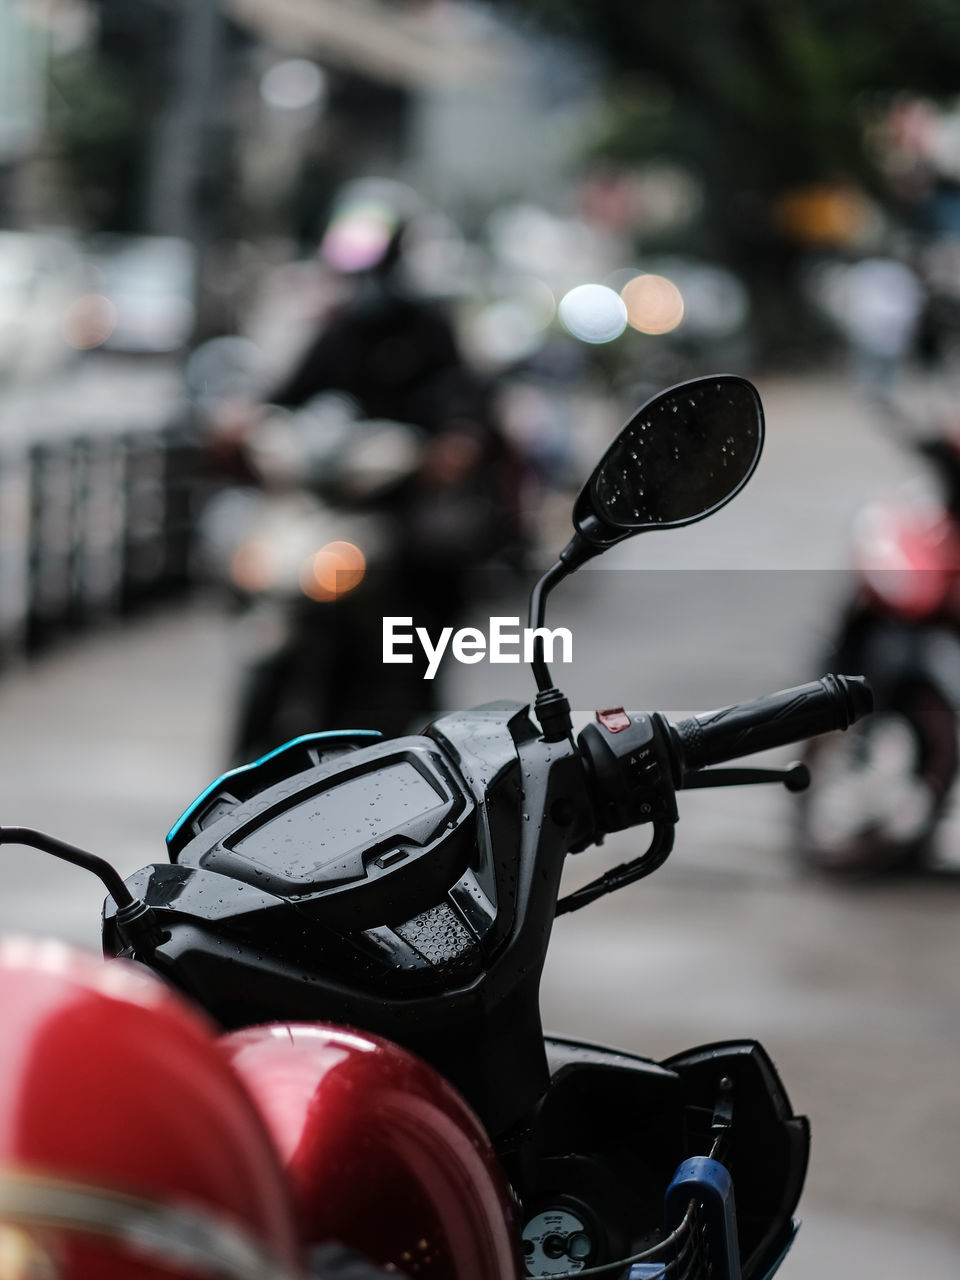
[165, 730, 382, 848]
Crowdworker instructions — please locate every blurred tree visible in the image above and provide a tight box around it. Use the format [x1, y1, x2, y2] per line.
[47, 0, 175, 231]
[47, 49, 147, 230]
[493, 0, 960, 354]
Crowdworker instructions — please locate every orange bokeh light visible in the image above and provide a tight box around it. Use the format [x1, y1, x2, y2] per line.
[231, 540, 275, 593]
[620, 274, 684, 335]
[62, 294, 117, 350]
[300, 541, 366, 602]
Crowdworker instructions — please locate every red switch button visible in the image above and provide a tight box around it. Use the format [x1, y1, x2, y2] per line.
[596, 707, 631, 733]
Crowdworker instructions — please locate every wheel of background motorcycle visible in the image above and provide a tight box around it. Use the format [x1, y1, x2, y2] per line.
[794, 683, 958, 875]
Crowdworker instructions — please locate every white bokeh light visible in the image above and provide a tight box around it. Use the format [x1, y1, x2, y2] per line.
[557, 284, 627, 344]
[260, 60, 326, 112]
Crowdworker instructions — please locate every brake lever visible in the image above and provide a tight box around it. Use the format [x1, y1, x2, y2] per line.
[680, 762, 810, 793]
[556, 822, 676, 916]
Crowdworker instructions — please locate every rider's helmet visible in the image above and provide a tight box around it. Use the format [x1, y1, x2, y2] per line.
[0, 937, 303, 1279]
[222, 1024, 523, 1280]
[319, 178, 424, 277]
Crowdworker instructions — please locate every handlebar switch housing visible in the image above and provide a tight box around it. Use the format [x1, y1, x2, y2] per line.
[578, 713, 678, 835]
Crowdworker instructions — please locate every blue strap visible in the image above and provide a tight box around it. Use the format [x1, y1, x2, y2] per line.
[658, 1156, 741, 1280]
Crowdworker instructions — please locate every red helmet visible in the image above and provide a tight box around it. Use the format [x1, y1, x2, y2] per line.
[0, 937, 303, 1279]
[222, 1024, 523, 1280]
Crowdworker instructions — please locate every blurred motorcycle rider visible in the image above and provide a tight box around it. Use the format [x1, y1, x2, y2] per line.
[276, 181, 510, 569]
[231, 182, 523, 757]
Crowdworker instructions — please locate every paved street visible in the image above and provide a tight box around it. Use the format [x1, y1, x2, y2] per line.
[0, 372, 958, 1275]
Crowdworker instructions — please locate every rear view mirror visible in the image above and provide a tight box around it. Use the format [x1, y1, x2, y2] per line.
[529, 374, 766, 738]
[573, 375, 764, 550]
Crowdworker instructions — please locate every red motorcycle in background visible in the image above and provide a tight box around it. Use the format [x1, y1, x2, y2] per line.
[797, 413, 960, 874]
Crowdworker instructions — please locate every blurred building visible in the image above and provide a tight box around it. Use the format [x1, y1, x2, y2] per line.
[0, 0, 606, 361]
[2, 0, 598, 238]
[0, 0, 92, 221]
[0, 1, 44, 168]
[226, 0, 599, 240]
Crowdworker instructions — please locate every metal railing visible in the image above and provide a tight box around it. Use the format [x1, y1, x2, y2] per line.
[0, 418, 204, 663]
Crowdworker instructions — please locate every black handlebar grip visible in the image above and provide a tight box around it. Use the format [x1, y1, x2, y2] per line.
[668, 674, 873, 774]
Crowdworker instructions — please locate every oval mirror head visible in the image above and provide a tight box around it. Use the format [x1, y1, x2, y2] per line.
[573, 374, 764, 550]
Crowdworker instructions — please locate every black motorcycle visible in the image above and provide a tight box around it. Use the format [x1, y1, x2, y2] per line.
[2, 376, 871, 1279]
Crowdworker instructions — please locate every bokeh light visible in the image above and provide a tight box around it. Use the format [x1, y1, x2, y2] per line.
[469, 277, 556, 364]
[557, 283, 627, 344]
[61, 294, 117, 350]
[320, 203, 397, 273]
[620, 274, 685, 335]
[230, 540, 275, 594]
[260, 60, 326, 113]
[300, 541, 366, 602]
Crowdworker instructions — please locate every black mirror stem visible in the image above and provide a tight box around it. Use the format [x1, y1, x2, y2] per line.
[558, 528, 602, 572]
[529, 559, 568, 694]
[534, 686, 573, 742]
[528, 556, 581, 742]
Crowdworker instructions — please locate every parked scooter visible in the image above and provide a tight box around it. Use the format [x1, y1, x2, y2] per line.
[795, 408, 960, 874]
[0, 376, 871, 1278]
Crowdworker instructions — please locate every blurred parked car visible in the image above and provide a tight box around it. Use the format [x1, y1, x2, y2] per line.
[86, 235, 197, 355]
[0, 229, 86, 380]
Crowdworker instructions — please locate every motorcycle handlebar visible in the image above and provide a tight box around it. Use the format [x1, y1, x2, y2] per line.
[666, 674, 873, 774]
[569, 676, 872, 908]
